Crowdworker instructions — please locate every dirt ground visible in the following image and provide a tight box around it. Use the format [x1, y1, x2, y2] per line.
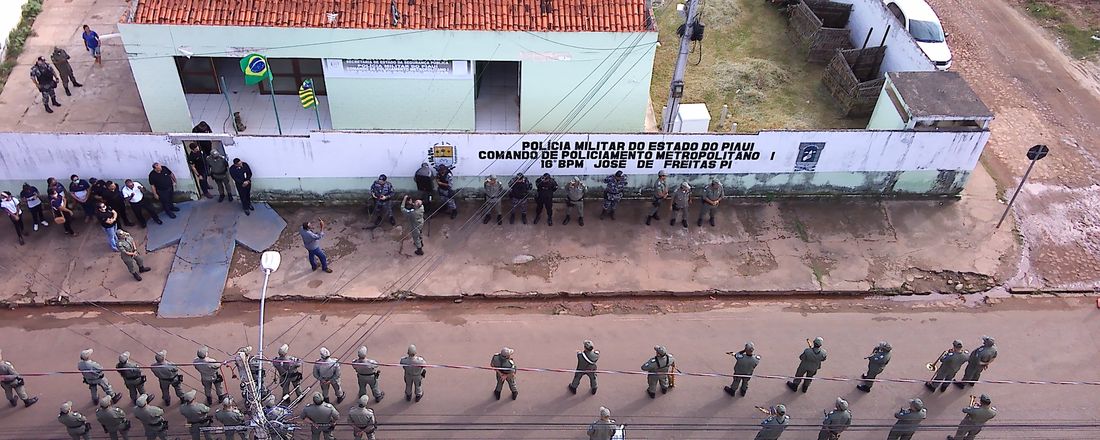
[649, 0, 867, 132]
[927, 0, 1100, 289]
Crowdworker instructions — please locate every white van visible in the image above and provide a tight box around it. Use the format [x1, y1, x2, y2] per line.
[884, 0, 952, 70]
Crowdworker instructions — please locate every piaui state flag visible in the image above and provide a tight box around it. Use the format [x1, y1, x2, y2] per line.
[299, 79, 317, 109]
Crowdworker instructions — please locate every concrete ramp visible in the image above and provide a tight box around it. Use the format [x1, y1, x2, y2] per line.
[153, 200, 285, 318]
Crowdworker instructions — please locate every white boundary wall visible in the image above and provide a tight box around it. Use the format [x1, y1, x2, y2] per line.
[835, 0, 936, 73]
[0, 130, 989, 196]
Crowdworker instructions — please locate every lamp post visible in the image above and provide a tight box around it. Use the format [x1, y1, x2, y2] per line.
[257, 251, 281, 363]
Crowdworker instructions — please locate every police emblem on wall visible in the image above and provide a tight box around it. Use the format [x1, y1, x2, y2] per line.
[794, 142, 825, 172]
[428, 142, 457, 170]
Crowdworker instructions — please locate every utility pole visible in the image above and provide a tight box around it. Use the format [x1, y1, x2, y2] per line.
[663, 0, 700, 132]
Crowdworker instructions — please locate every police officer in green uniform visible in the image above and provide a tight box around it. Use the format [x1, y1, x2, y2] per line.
[569, 340, 599, 394]
[787, 337, 827, 393]
[179, 389, 214, 440]
[79, 349, 122, 405]
[303, 392, 340, 440]
[670, 182, 692, 228]
[948, 394, 997, 440]
[958, 336, 997, 388]
[133, 394, 169, 440]
[818, 397, 852, 440]
[215, 397, 248, 440]
[887, 398, 927, 440]
[563, 177, 586, 226]
[483, 175, 506, 225]
[116, 352, 154, 404]
[725, 342, 760, 397]
[349, 395, 379, 440]
[754, 404, 790, 440]
[645, 171, 670, 225]
[353, 345, 385, 403]
[192, 346, 226, 406]
[401, 344, 427, 402]
[926, 340, 968, 392]
[0, 349, 38, 407]
[587, 407, 617, 440]
[491, 347, 518, 400]
[95, 396, 132, 440]
[642, 345, 675, 398]
[151, 350, 184, 406]
[313, 347, 346, 404]
[857, 341, 891, 392]
[402, 196, 426, 256]
[273, 343, 304, 401]
[698, 178, 723, 227]
[58, 401, 93, 440]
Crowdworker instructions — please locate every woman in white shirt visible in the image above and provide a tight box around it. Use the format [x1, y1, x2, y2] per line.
[1, 191, 25, 245]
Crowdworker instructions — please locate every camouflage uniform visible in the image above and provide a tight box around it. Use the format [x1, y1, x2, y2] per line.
[435, 165, 457, 218]
[370, 175, 396, 226]
[601, 172, 627, 218]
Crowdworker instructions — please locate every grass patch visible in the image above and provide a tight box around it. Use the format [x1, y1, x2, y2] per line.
[649, 0, 866, 132]
[0, 0, 44, 92]
[1022, 0, 1100, 59]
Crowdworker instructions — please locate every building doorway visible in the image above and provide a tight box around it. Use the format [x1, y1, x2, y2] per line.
[475, 61, 520, 132]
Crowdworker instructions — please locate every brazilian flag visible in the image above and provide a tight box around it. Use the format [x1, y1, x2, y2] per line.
[240, 54, 271, 85]
[299, 79, 317, 109]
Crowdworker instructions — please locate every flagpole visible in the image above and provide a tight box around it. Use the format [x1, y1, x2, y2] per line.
[267, 76, 283, 135]
[309, 78, 322, 130]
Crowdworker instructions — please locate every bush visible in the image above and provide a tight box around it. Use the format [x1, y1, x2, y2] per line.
[0, 0, 45, 91]
[712, 58, 791, 105]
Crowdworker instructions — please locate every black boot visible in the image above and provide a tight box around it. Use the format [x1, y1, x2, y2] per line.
[562, 215, 571, 225]
[133, 273, 143, 281]
[599, 209, 607, 220]
[697, 218, 703, 227]
[681, 219, 688, 228]
[44, 103, 53, 113]
[415, 248, 424, 256]
[521, 214, 527, 224]
[785, 381, 798, 392]
[510, 213, 515, 224]
[511, 391, 518, 400]
[568, 385, 577, 394]
[373, 216, 382, 227]
[64, 86, 72, 96]
[450, 209, 457, 219]
[483, 214, 490, 224]
[496, 215, 502, 225]
[389, 216, 396, 226]
[51, 98, 62, 107]
[494, 390, 501, 400]
[547, 216, 552, 226]
[669, 218, 675, 226]
[533, 214, 541, 224]
[710, 217, 716, 227]
[645, 215, 652, 226]
[73, 81, 83, 87]
[578, 217, 584, 226]
[609, 210, 616, 220]
[723, 386, 736, 396]
[23, 397, 38, 407]
[652, 213, 660, 221]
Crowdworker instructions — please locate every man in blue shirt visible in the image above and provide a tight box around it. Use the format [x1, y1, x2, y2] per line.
[229, 159, 254, 215]
[68, 175, 94, 222]
[82, 25, 101, 65]
[300, 220, 332, 273]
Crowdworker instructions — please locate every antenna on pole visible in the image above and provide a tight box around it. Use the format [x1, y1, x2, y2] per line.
[663, 0, 702, 132]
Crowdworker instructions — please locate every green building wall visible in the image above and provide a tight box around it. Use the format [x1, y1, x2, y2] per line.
[116, 25, 657, 133]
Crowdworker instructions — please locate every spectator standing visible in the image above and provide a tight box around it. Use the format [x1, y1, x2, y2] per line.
[206, 151, 232, 202]
[94, 202, 120, 252]
[49, 189, 76, 236]
[101, 181, 134, 227]
[300, 220, 332, 273]
[187, 143, 214, 199]
[69, 175, 94, 222]
[82, 25, 102, 65]
[148, 163, 179, 218]
[1, 192, 26, 245]
[30, 56, 62, 113]
[19, 183, 49, 232]
[121, 180, 163, 228]
[229, 159, 254, 214]
[116, 230, 151, 281]
[50, 46, 82, 96]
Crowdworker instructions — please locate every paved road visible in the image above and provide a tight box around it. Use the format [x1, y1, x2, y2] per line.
[0, 296, 1096, 439]
[928, 0, 1100, 288]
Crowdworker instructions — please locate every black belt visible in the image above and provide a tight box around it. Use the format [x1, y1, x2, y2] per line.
[358, 373, 380, 377]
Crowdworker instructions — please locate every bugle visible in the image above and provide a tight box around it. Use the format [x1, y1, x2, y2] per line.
[969, 395, 979, 407]
[926, 350, 948, 371]
[755, 405, 774, 415]
[806, 338, 813, 348]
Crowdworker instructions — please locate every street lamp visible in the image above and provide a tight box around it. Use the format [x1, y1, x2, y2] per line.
[257, 251, 281, 362]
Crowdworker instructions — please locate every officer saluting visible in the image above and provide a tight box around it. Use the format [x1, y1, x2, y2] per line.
[303, 392, 340, 440]
[817, 397, 852, 440]
[725, 342, 761, 397]
[568, 340, 599, 395]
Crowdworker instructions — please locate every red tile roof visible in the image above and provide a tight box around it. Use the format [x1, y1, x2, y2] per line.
[130, 0, 653, 32]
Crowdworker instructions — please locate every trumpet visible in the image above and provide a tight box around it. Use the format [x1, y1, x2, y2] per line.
[806, 338, 813, 348]
[969, 395, 979, 407]
[755, 405, 774, 415]
[926, 350, 948, 371]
